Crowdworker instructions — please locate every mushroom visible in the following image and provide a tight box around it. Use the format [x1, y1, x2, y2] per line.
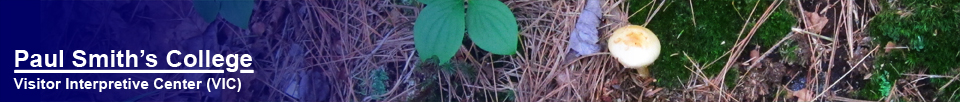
[884, 41, 909, 52]
[608, 25, 661, 78]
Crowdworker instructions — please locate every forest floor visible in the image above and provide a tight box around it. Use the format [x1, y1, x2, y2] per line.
[255, 0, 959, 101]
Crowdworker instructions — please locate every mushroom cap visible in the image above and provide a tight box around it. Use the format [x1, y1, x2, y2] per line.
[608, 25, 661, 69]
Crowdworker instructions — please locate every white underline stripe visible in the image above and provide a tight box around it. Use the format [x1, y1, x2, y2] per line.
[240, 70, 254, 73]
[13, 70, 226, 73]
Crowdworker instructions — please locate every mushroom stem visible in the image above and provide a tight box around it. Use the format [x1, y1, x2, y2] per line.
[637, 67, 651, 78]
[884, 47, 909, 49]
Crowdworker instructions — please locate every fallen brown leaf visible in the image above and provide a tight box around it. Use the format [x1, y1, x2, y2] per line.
[803, 11, 829, 34]
[793, 89, 814, 102]
[643, 88, 662, 97]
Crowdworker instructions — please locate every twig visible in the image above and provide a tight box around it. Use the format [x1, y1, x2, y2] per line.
[717, 0, 783, 91]
[820, 1, 841, 14]
[701, 51, 731, 72]
[796, 0, 807, 27]
[883, 83, 898, 101]
[792, 28, 835, 41]
[813, 45, 880, 100]
[563, 52, 611, 66]
[740, 32, 794, 83]
[381, 50, 417, 101]
[643, 0, 666, 27]
[627, 0, 656, 19]
[939, 72, 960, 91]
[688, 0, 697, 27]
[747, 32, 795, 70]
[844, 0, 856, 59]
[952, 83, 960, 102]
[537, 83, 571, 102]
[683, 52, 714, 87]
[827, 95, 875, 102]
[902, 74, 958, 79]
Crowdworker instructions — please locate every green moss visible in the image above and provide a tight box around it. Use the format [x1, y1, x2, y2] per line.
[779, 40, 801, 64]
[866, 0, 960, 100]
[627, 0, 795, 88]
[364, 68, 390, 100]
[857, 70, 893, 100]
[724, 68, 740, 88]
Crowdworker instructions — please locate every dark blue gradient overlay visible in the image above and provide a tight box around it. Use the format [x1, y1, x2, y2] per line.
[3, 0, 49, 101]
[2, 1, 258, 101]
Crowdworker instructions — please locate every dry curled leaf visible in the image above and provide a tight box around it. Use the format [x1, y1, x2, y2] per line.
[803, 11, 828, 34]
[568, 0, 602, 56]
[793, 89, 813, 102]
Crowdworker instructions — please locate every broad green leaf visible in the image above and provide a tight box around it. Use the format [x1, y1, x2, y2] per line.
[193, 0, 220, 23]
[467, 0, 518, 55]
[414, 0, 465, 65]
[220, 0, 254, 29]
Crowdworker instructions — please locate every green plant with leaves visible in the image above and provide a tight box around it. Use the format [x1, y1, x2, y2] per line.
[194, 0, 254, 29]
[414, 0, 519, 64]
